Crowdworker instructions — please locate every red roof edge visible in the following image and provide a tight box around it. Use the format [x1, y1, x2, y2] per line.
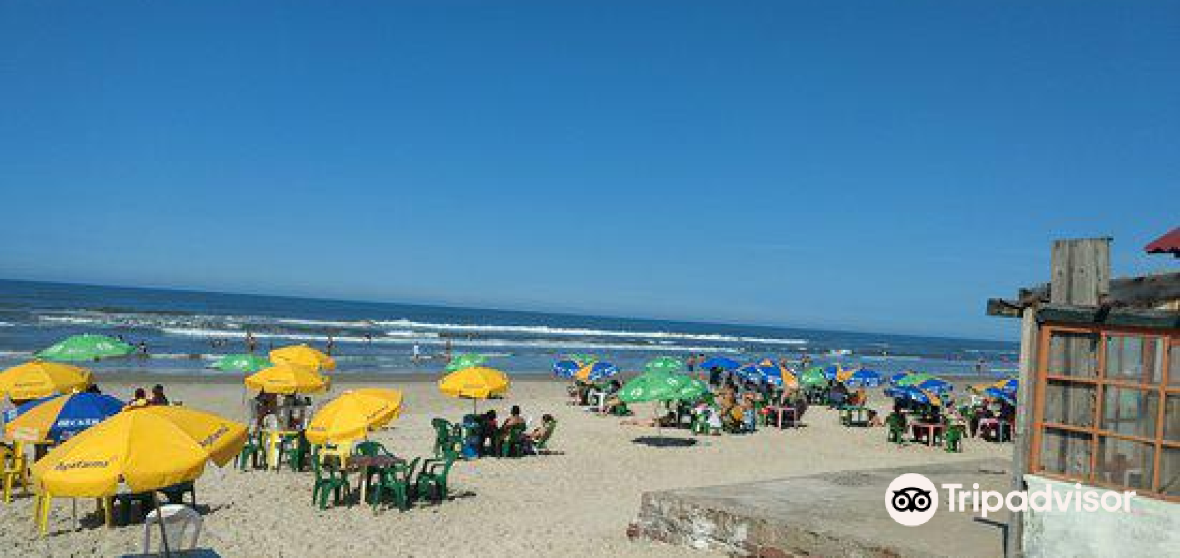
[1145, 226, 1180, 255]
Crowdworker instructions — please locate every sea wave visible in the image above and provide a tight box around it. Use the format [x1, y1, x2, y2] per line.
[159, 327, 739, 354]
[374, 319, 807, 346]
[32, 309, 806, 348]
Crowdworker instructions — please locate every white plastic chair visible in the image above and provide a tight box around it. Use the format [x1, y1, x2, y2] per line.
[143, 504, 202, 555]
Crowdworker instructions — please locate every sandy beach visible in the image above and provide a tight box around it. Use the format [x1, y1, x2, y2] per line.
[0, 372, 1011, 557]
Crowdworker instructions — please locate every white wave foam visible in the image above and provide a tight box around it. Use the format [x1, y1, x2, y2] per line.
[374, 319, 807, 346]
[274, 317, 375, 328]
[160, 327, 739, 354]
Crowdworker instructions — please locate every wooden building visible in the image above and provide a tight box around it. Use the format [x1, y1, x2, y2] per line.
[988, 236, 1180, 556]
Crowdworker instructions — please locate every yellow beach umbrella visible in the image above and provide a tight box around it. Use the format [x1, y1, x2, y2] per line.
[270, 344, 336, 371]
[244, 364, 329, 394]
[780, 369, 800, 390]
[30, 406, 246, 533]
[438, 366, 510, 399]
[0, 361, 92, 401]
[32, 406, 246, 496]
[305, 388, 403, 445]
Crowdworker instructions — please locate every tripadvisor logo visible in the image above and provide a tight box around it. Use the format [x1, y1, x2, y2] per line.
[886, 473, 939, 526]
[886, 473, 1136, 526]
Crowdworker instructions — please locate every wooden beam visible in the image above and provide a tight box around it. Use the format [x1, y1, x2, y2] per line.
[990, 271, 1180, 314]
[1037, 304, 1180, 330]
[1007, 308, 1039, 558]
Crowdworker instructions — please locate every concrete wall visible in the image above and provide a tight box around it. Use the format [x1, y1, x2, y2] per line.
[1023, 475, 1179, 557]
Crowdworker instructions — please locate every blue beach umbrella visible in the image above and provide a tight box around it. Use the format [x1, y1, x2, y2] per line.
[734, 360, 786, 386]
[553, 360, 581, 379]
[885, 385, 943, 407]
[576, 361, 620, 382]
[995, 377, 1018, 394]
[916, 378, 954, 395]
[823, 365, 841, 381]
[982, 387, 1016, 405]
[844, 369, 883, 388]
[2, 392, 124, 442]
[698, 357, 741, 371]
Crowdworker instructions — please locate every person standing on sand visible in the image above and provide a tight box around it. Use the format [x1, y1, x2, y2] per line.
[325, 335, 335, 356]
[246, 331, 257, 354]
[412, 344, 421, 364]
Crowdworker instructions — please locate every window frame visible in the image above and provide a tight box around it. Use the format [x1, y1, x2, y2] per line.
[1030, 323, 1180, 501]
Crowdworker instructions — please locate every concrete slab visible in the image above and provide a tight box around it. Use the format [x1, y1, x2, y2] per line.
[629, 459, 1012, 557]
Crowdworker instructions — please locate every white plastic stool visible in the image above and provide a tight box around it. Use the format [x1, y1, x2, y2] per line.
[144, 504, 202, 555]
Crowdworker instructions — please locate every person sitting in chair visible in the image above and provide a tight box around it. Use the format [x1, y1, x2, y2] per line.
[522, 414, 557, 451]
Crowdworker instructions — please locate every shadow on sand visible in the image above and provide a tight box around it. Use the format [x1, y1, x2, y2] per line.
[631, 436, 698, 448]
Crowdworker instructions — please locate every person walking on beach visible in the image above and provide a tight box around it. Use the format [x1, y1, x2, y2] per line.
[325, 335, 335, 356]
[246, 331, 257, 354]
[412, 344, 421, 364]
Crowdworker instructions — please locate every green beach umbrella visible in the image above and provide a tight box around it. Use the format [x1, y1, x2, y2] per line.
[36, 334, 134, 362]
[674, 377, 709, 402]
[644, 356, 685, 374]
[566, 353, 598, 365]
[894, 372, 936, 387]
[800, 366, 828, 388]
[619, 370, 697, 403]
[445, 353, 488, 372]
[213, 354, 271, 373]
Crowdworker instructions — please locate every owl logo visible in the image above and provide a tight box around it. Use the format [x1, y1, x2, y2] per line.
[885, 473, 938, 526]
[891, 487, 933, 512]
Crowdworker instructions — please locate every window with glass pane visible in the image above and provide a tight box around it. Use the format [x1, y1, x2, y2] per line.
[1170, 344, 1180, 387]
[1043, 380, 1095, 427]
[1101, 387, 1158, 439]
[1097, 436, 1155, 490]
[1166, 395, 1180, 444]
[1049, 332, 1098, 377]
[1040, 427, 1092, 477]
[1161, 447, 1180, 497]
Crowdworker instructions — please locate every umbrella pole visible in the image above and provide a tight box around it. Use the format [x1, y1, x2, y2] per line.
[152, 492, 172, 558]
[654, 403, 661, 441]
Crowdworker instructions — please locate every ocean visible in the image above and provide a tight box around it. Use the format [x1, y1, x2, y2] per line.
[0, 279, 1017, 378]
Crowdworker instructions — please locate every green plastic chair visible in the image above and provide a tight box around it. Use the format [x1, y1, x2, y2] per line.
[416, 452, 456, 504]
[500, 424, 527, 458]
[279, 432, 310, 472]
[431, 418, 461, 458]
[311, 453, 352, 509]
[354, 440, 389, 457]
[371, 457, 420, 512]
[532, 420, 557, 452]
[886, 413, 908, 445]
[945, 424, 965, 453]
[235, 430, 266, 470]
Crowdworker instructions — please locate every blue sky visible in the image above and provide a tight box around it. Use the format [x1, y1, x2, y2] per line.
[1, 1, 1176, 341]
